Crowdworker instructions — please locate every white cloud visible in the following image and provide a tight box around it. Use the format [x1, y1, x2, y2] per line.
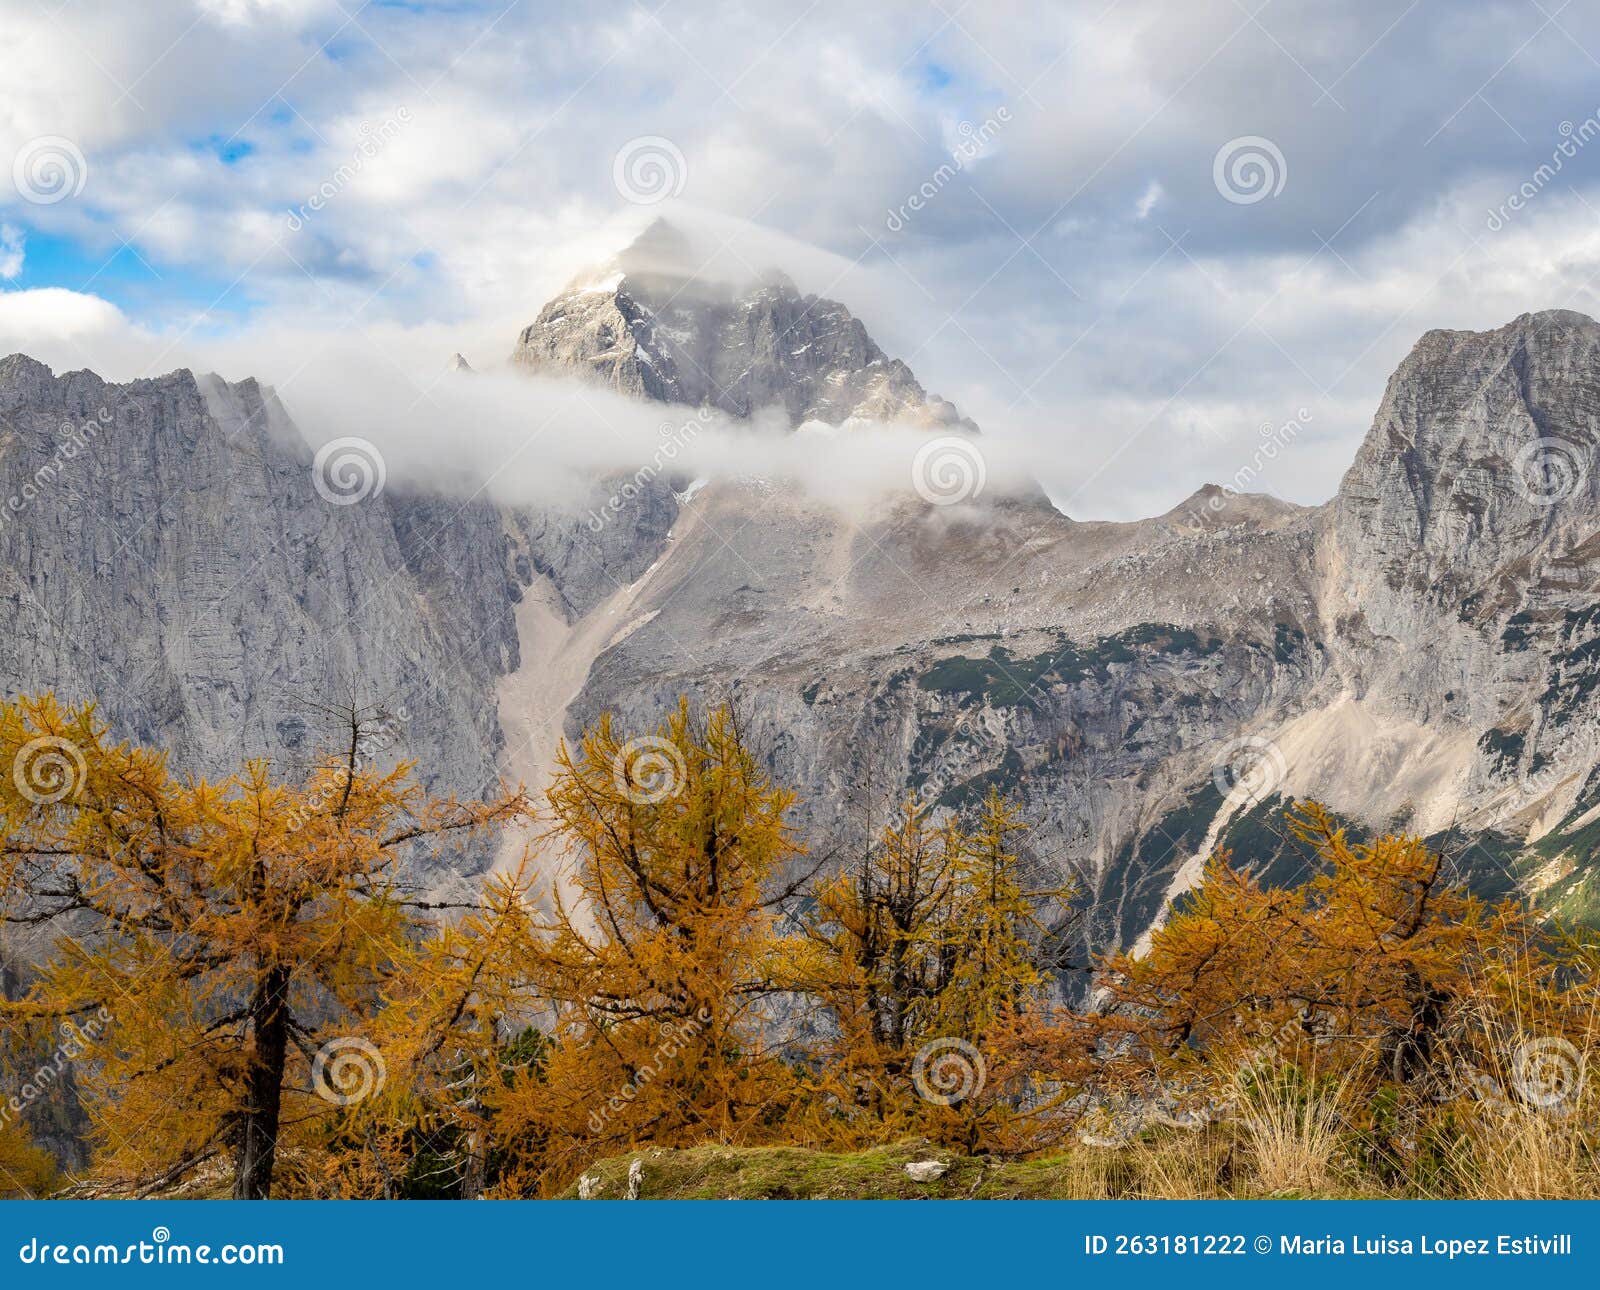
[0, 288, 129, 342]
[5, 1, 1600, 518]
[194, 0, 339, 27]
[0, 224, 22, 279]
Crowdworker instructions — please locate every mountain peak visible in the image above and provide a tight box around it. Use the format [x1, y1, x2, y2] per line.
[1404, 307, 1599, 366]
[512, 235, 974, 433]
[551, 218, 705, 300]
[615, 217, 697, 277]
[0, 352, 55, 383]
[1159, 482, 1303, 534]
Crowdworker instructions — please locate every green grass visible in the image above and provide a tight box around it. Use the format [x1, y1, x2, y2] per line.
[556, 1106, 1600, 1200]
[552, 1134, 1383, 1200]
[558, 1141, 1147, 1200]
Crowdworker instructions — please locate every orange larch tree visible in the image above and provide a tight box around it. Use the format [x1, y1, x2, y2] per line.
[487, 700, 814, 1196]
[0, 693, 530, 1199]
[795, 789, 1085, 1152]
[1094, 801, 1599, 1131]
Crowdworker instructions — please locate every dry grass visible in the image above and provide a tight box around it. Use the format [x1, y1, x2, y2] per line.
[560, 1074, 1600, 1199]
[1452, 1109, 1594, 1199]
[84, 1093, 1599, 1199]
[1236, 1094, 1348, 1195]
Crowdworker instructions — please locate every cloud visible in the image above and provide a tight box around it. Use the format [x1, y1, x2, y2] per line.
[194, 0, 338, 27]
[6, 1, 1600, 518]
[0, 288, 131, 345]
[0, 224, 22, 279]
[0, 275, 1031, 515]
[276, 358, 1034, 513]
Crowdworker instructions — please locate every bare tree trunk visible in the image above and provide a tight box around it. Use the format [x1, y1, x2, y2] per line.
[234, 964, 291, 1199]
[461, 1125, 489, 1200]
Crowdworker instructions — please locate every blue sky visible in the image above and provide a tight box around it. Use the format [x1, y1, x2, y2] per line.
[5, 0, 1600, 517]
[8, 227, 267, 327]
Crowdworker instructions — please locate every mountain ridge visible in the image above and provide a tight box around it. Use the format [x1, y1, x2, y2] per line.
[4, 274, 1600, 951]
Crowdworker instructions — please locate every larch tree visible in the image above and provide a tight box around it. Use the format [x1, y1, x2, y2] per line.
[488, 700, 814, 1196]
[0, 1119, 57, 1198]
[795, 789, 1084, 1152]
[1094, 801, 1599, 1130]
[0, 693, 530, 1199]
[315, 864, 544, 1200]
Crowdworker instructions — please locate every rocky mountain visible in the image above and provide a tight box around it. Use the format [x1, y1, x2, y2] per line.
[512, 220, 972, 431]
[505, 289, 1600, 958]
[0, 354, 516, 883]
[3, 230, 1600, 965]
[505, 220, 976, 621]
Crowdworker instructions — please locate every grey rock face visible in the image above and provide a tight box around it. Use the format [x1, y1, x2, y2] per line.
[562, 479, 1327, 967]
[507, 220, 976, 622]
[0, 355, 514, 875]
[507, 478, 680, 621]
[1317, 311, 1600, 916]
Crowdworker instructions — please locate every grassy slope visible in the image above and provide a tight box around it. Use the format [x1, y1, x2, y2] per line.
[560, 1112, 1600, 1200]
[560, 1137, 1298, 1200]
[563, 1142, 1108, 1200]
